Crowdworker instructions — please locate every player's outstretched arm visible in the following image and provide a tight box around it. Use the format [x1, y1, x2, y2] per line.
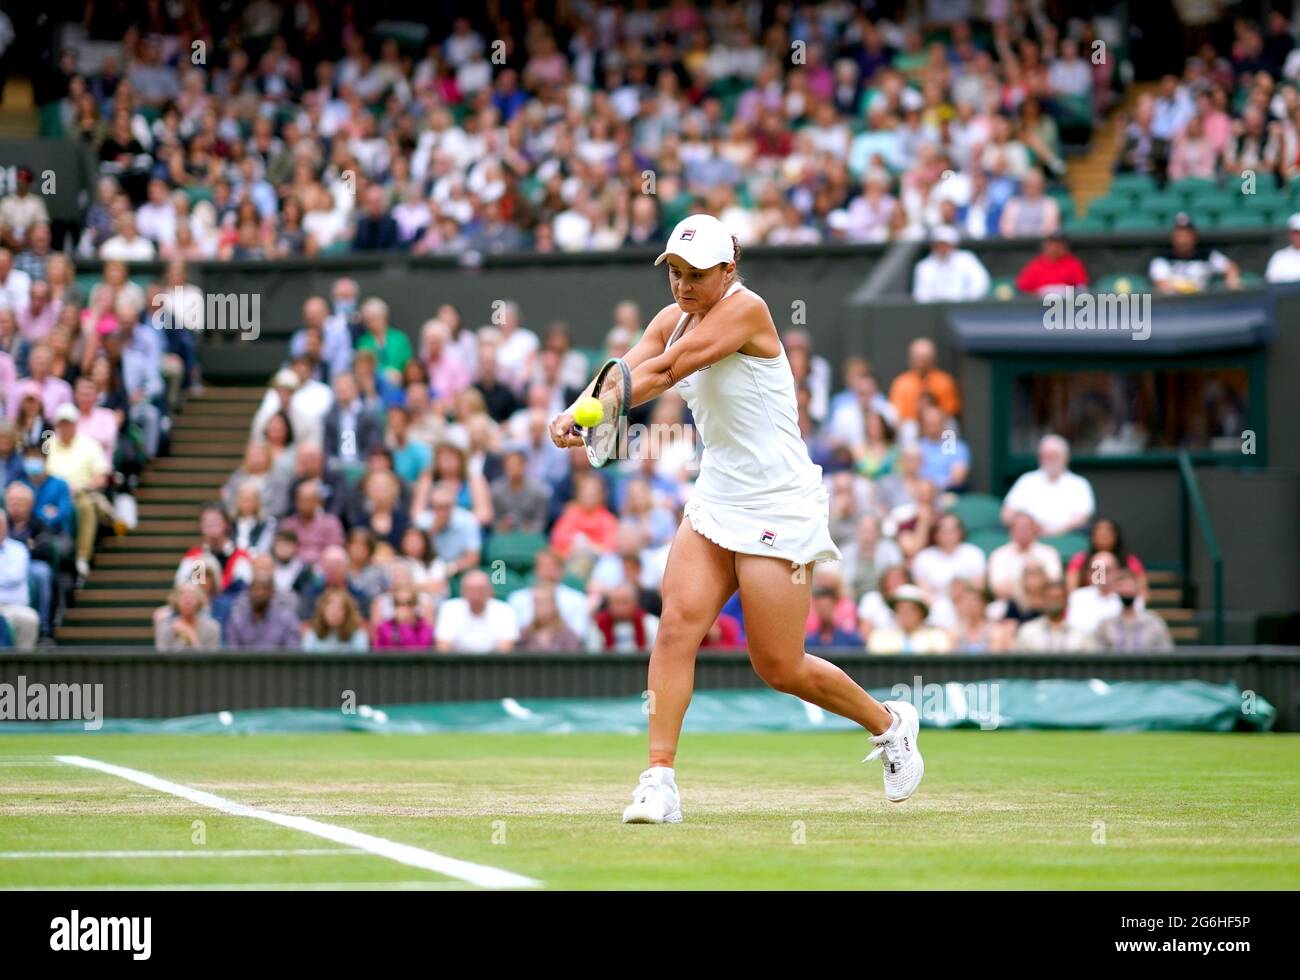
[549, 305, 678, 448]
[628, 292, 765, 408]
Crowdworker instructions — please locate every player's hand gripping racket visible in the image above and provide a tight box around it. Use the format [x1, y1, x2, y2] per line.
[580, 357, 632, 469]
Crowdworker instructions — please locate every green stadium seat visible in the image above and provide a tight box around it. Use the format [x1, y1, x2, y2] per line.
[1040, 532, 1090, 565]
[988, 277, 1019, 301]
[947, 493, 1004, 533]
[1238, 271, 1266, 289]
[1136, 192, 1184, 215]
[1185, 191, 1237, 219]
[1168, 177, 1218, 202]
[1092, 272, 1153, 295]
[1214, 210, 1270, 229]
[967, 527, 1011, 556]
[1064, 212, 1111, 234]
[1108, 173, 1156, 198]
[1086, 195, 1131, 221]
[485, 531, 549, 573]
[1109, 213, 1165, 232]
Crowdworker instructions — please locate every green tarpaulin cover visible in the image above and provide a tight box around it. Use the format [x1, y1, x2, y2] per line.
[0, 679, 1274, 734]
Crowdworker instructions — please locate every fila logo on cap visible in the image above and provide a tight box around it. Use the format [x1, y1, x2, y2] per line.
[680, 228, 695, 241]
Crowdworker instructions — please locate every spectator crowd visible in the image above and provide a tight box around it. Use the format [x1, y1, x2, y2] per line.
[125, 281, 1172, 655]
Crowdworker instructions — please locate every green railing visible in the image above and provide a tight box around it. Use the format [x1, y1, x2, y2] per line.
[1178, 451, 1225, 645]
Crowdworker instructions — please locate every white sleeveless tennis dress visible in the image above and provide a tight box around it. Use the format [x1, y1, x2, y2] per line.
[665, 281, 841, 566]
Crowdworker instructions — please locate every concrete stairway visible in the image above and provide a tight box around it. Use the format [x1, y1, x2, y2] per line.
[56, 387, 262, 646]
[1063, 81, 1161, 218]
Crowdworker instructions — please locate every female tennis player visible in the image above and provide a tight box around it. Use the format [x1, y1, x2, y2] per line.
[549, 213, 923, 823]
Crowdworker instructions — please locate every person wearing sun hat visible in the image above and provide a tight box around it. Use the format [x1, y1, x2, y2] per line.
[912, 224, 992, 302]
[44, 403, 123, 580]
[867, 583, 953, 653]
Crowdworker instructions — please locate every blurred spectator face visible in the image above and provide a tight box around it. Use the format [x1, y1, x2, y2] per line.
[320, 546, 348, 585]
[856, 513, 882, 547]
[1037, 436, 1069, 477]
[4, 483, 33, 524]
[879, 566, 909, 598]
[533, 550, 562, 584]
[74, 378, 98, 413]
[1010, 512, 1039, 547]
[532, 587, 559, 627]
[248, 575, 274, 613]
[898, 446, 923, 477]
[1091, 518, 1119, 553]
[430, 484, 457, 524]
[28, 345, 52, 379]
[894, 599, 925, 631]
[462, 570, 491, 611]
[503, 450, 526, 480]
[575, 474, 605, 511]
[935, 514, 963, 550]
[392, 588, 419, 624]
[176, 585, 204, 619]
[322, 592, 349, 631]
[295, 443, 323, 476]
[295, 482, 321, 518]
[235, 482, 262, 518]
[1088, 551, 1119, 593]
[1115, 569, 1140, 604]
[813, 587, 838, 626]
[273, 535, 298, 564]
[608, 584, 639, 620]
[919, 405, 946, 440]
[200, 507, 227, 545]
[1042, 581, 1067, 619]
[955, 584, 986, 622]
[908, 339, 937, 375]
[333, 372, 358, 405]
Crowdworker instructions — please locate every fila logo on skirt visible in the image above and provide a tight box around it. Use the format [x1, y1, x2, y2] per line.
[760, 529, 777, 546]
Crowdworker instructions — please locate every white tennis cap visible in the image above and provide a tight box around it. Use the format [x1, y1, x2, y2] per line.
[654, 214, 736, 269]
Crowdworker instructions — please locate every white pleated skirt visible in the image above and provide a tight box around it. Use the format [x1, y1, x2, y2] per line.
[683, 487, 842, 567]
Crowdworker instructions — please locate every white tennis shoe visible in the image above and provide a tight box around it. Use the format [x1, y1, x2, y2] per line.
[864, 700, 924, 802]
[621, 767, 682, 824]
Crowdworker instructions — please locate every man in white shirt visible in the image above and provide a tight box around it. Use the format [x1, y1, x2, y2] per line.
[1265, 214, 1300, 283]
[436, 569, 520, 653]
[912, 225, 991, 302]
[0, 510, 40, 648]
[99, 213, 158, 261]
[1000, 434, 1095, 536]
[1067, 551, 1143, 634]
[988, 511, 1063, 602]
[0, 246, 31, 308]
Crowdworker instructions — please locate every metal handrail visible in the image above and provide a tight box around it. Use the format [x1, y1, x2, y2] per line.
[1178, 451, 1225, 644]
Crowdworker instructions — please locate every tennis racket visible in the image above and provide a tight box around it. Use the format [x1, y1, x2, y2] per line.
[581, 357, 632, 469]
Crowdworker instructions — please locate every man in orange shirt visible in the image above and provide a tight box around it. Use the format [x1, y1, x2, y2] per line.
[888, 338, 961, 421]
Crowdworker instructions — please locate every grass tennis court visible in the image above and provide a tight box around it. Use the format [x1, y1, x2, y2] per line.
[2, 731, 1297, 890]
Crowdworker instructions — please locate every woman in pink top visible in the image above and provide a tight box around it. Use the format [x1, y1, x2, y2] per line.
[373, 587, 434, 650]
[73, 377, 119, 459]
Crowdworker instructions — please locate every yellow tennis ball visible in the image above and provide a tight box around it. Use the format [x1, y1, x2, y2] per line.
[574, 396, 604, 428]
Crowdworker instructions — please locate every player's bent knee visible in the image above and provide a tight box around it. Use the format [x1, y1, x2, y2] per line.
[654, 609, 710, 654]
[752, 654, 806, 694]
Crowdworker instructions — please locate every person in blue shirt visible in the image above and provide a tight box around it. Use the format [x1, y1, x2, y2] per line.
[915, 402, 970, 492]
[17, 444, 74, 536]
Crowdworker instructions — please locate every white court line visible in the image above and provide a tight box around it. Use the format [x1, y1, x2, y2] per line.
[55, 756, 541, 890]
[0, 849, 363, 860]
[1, 881, 472, 891]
